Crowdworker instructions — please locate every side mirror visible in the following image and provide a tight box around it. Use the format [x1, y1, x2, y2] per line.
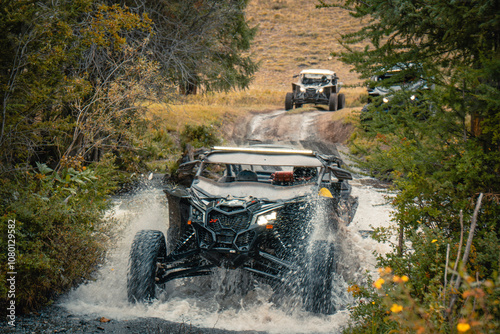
[328, 166, 352, 180]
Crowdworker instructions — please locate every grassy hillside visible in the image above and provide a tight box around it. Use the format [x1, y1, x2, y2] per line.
[247, 0, 365, 90]
[146, 0, 368, 163]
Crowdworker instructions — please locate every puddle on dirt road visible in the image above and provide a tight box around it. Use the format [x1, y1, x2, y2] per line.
[61, 178, 393, 334]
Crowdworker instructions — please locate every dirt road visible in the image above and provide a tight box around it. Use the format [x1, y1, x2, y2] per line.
[230, 108, 354, 156]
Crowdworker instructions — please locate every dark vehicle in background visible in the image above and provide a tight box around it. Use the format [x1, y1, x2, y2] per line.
[127, 146, 356, 314]
[285, 69, 345, 111]
[361, 63, 435, 122]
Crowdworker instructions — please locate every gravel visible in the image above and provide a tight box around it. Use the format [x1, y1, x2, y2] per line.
[1, 305, 263, 334]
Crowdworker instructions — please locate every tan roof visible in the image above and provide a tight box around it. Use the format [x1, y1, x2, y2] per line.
[299, 69, 336, 76]
[206, 147, 322, 167]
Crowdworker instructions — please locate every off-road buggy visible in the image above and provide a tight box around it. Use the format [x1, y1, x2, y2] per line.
[127, 146, 357, 314]
[285, 69, 345, 111]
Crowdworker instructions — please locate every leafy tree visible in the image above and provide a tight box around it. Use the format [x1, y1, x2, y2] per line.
[320, 0, 500, 332]
[0, 0, 158, 313]
[0, 0, 161, 170]
[0, 0, 257, 312]
[117, 0, 258, 93]
[1, 0, 258, 170]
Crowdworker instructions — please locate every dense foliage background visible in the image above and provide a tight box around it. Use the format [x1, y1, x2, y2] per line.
[319, 0, 500, 332]
[0, 0, 256, 313]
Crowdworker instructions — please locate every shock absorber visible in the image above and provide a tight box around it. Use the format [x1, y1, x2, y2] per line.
[173, 228, 196, 254]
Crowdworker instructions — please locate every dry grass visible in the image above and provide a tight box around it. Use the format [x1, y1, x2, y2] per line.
[246, 0, 366, 91]
[146, 89, 284, 133]
[145, 0, 368, 136]
[176, 89, 284, 109]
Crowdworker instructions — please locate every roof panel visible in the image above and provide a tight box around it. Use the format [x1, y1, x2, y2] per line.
[299, 69, 336, 76]
[204, 152, 323, 167]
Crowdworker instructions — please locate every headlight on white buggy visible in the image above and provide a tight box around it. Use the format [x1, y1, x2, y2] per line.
[257, 211, 277, 225]
[410, 95, 416, 101]
[383, 97, 389, 103]
[300, 87, 306, 92]
[318, 88, 324, 93]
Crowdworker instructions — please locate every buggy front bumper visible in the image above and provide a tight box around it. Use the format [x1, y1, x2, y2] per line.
[294, 92, 329, 105]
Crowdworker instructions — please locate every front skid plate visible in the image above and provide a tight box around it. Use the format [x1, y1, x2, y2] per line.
[157, 249, 295, 284]
[294, 98, 328, 105]
[157, 263, 216, 283]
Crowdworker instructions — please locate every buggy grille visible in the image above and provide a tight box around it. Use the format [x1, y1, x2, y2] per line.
[235, 230, 256, 250]
[306, 88, 316, 98]
[208, 211, 250, 232]
[215, 229, 236, 247]
[198, 228, 213, 245]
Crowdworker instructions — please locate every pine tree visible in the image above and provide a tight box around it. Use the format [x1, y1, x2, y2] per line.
[119, 0, 258, 93]
[320, 0, 500, 331]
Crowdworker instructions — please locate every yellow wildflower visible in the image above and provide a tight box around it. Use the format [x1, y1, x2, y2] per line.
[377, 267, 392, 275]
[432, 239, 438, 243]
[390, 304, 403, 313]
[457, 323, 471, 332]
[373, 278, 385, 289]
[347, 284, 361, 296]
[393, 274, 409, 283]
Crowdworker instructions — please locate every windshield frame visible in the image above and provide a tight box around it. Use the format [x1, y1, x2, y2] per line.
[192, 176, 316, 202]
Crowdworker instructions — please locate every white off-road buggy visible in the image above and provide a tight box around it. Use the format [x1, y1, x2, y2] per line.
[285, 69, 345, 111]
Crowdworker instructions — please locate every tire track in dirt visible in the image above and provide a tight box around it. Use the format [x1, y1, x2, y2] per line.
[231, 108, 341, 156]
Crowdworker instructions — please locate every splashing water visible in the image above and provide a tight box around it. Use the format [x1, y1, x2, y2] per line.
[61, 177, 393, 333]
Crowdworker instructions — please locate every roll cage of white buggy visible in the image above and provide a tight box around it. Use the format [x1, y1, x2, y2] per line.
[286, 69, 345, 111]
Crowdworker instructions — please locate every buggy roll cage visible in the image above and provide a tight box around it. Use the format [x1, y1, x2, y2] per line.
[198, 146, 352, 182]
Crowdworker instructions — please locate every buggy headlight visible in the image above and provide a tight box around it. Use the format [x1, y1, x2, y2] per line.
[318, 88, 324, 93]
[300, 87, 306, 92]
[257, 211, 277, 225]
[190, 206, 204, 222]
[410, 95, 416, 101]
[383, 97, 389, 103]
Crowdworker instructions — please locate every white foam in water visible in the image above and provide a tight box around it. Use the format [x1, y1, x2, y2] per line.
[347, 182, 396, 276]
[61, 179, 393, 333]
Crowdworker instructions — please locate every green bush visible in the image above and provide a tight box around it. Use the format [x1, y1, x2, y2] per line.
[180, 123, 222, 150]
[0, 155, 119, 313]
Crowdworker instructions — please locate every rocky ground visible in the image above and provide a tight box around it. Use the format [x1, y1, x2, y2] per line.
[1, 305, 259, 334]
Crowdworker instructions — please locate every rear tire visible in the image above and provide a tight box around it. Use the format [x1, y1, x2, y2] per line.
[285, 92, 293, 111]
[338, 93, 346, 110]
[127, 230, 167, 303]
[329, 93, 338, 111]
[302, 241, 336, 314]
